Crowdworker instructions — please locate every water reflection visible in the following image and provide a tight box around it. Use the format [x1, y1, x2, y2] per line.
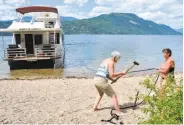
[9, 69, 64, 79]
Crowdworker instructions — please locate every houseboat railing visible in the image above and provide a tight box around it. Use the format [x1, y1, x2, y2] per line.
[4, 48, 27, 59]
[35, 47, 61, 58]
[4, 47, 61, 60]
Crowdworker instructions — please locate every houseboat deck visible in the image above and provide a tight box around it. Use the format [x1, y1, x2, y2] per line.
[4, 57, 54, 61]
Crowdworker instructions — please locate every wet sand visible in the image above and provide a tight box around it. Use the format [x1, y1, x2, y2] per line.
[0, 73, 182, 124]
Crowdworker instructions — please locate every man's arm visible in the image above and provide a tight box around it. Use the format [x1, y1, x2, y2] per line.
[108, 62, 125, 78]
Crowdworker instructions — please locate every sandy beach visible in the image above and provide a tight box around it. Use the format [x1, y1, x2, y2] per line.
[0, 73, 182, 124]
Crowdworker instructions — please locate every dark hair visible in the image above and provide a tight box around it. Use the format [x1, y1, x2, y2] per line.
[162, 48, 172, 57]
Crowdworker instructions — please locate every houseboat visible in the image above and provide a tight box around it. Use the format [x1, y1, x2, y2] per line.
[0, 6, 65, 70]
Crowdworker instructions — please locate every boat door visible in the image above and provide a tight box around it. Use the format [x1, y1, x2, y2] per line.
[25, 34, 34, 54]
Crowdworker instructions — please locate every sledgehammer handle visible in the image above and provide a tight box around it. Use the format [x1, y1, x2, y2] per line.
[125, 64, 136, 73]
[111, 64, 136, 84]
[110, 61, 139, 84]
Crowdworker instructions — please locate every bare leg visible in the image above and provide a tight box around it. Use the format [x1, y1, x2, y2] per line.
[93, 94, 104, 111]
[112, 95, 121, 113]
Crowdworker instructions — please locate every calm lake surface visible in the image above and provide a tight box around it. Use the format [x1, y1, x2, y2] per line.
[0, 35, 183, 79]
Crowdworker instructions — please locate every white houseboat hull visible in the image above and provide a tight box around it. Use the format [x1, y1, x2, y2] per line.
[8, 58, 63, 70]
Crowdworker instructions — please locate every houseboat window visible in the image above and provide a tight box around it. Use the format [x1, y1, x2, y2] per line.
[15, 34, 21, 44]
[34, 34, 43, 45]
[56, 33, 60, 44]
[45, 21, 54, 28]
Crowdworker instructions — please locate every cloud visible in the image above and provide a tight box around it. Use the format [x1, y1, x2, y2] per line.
[0, 0, 88, 20]
[95, 0, 118, 5]
[3, 0, 25, 4]
[89, 6, 112, 17]
[56, 5, 88, 19]
[147, 0, 176, 11]
[95, 0, 150, 6]
[137, 11, 183, 28]
[0, 0, 27, 20]
[64, 0, 88, 7]
[138, 11, 166, 20]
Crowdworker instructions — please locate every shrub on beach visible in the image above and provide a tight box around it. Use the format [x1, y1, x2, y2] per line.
[139, 75, 183, 124]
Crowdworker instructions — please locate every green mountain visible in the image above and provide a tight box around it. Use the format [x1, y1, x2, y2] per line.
[0, 13, 182, 35]
[63, 13, 181, 35]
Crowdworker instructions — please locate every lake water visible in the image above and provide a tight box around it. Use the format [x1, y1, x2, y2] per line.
[0, 35, 183, 79]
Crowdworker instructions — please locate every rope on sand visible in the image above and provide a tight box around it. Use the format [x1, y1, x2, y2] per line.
[101, 74, 160, 124]
[84, 65, 97, 72]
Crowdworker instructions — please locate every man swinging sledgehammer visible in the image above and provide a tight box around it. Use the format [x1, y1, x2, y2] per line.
[92, 51, 139, 116]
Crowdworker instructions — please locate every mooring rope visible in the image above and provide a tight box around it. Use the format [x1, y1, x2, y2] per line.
[85, 65, 156, 74]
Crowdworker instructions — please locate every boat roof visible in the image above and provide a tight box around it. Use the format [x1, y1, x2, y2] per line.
[16, 6, 58, 14]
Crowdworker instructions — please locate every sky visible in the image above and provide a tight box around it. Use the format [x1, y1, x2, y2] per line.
[0, 0, 183, 29]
